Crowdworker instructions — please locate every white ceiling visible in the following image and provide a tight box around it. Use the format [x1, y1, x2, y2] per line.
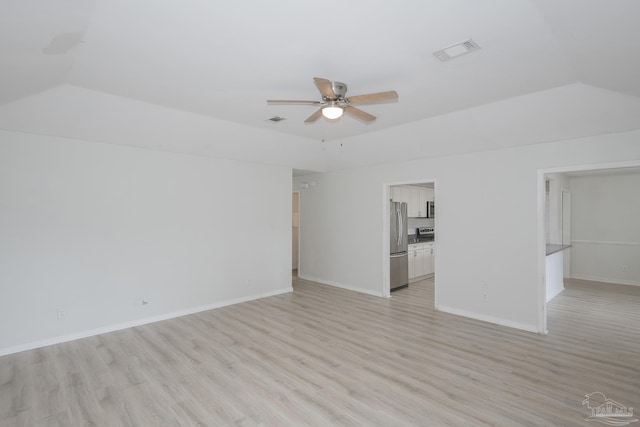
[1, 0, 640, 171]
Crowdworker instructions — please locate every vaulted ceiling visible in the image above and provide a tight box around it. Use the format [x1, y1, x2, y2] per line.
[1, 0, 639, 172]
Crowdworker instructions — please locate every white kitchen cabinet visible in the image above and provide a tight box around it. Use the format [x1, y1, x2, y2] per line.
[408, 246, 418, 279]
[407, 186, 420, 217]
[391, 186, 408, 203]
[392, 185, 431, 217]
[409, 242, 435, 281]
[424, 245, 434, 276]
[414, 187, 434, 217]
[409, 245, 424, 278]
[416, 187, 430, 217]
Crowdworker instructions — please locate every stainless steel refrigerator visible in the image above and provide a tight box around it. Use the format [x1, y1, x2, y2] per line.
[390, 201, 408, 291]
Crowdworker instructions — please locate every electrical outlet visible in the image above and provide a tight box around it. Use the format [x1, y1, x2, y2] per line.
[57, 309, 65, 320]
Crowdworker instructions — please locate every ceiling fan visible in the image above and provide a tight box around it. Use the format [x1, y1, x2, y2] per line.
[267, 77, 398, 123]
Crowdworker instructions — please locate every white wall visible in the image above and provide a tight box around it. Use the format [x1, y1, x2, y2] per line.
[0, 130, 292, 354]
[545, 251, 565, 302]
[294, 130, 640, 332]
[570, 171, 640, 286]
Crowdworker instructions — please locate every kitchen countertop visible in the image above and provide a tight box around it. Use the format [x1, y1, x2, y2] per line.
[409, 240, 434, 246]
[546, 244, 572, 256]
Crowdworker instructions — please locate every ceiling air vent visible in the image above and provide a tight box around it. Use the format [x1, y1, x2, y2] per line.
[433, 38, 480, 62]
[266, 116, 286, 123]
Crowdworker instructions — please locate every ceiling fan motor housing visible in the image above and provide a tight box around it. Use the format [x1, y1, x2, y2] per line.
[329, 81, 347, 101]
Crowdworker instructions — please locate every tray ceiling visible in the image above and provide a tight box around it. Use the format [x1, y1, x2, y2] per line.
[1, 0, 639, 170]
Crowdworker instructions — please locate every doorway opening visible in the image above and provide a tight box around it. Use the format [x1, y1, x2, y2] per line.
[384, 180, 437, 305]
[538, 161, 640, 333]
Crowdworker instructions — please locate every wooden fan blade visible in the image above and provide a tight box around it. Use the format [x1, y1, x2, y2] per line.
[267, 100, 321, 106]
[304, 108, 323, 123]
[344, 106, 376, 123]
[347, 90, 398, 105]
[313, 77, 335, 99]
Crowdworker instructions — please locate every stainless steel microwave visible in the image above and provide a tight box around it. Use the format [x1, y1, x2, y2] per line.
[426, 201, 435, 218]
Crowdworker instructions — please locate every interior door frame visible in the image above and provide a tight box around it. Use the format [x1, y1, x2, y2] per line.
[537, 160, 640, 334]
[561, 188, 571, 277]
[382, 179, 438, 302]
[292, 190, 300, 273]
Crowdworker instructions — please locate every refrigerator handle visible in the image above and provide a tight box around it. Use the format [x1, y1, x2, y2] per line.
[397, 207, 402, 247]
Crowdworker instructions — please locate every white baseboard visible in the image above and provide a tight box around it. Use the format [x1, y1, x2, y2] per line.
[570, 274, 640, 287]
[297, 273, 385, 298]
[409, 273, 434, 283]
[436, 305, 540, 334]
[0, 287, 293, 357]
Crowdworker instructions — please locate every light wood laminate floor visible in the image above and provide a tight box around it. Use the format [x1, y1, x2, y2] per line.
[1, 277, 639, 426]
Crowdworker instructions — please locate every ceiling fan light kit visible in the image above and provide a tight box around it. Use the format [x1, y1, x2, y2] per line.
[267, 77, 398, 123]
[322, 105, 343, 120]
